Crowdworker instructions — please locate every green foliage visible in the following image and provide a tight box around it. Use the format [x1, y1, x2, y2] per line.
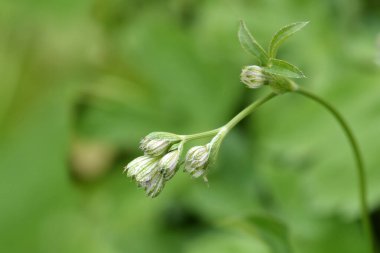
[238, 20, 307, 88]
[0, 0, 379, 253]
[218, 214, 293, 253]
[268, 22, 309, 58]
[238, 20, 269, 65]
[264, 59, 305, 79]
[248, 214, 292, 253]
[184, 230, 271, 253]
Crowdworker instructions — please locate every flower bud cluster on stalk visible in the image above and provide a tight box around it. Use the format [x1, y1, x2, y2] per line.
[124, 132, 183, 197]
[124, 21, 308, 197]
[124, 129, 226, 197]
[121, 20, 376, 253]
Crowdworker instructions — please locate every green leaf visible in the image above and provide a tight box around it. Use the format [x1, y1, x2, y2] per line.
[248, 214, 293, 253]
[184, 231, 271, 253]
[269, 22, 309, 58]
[217, 213, 293, 253]
[263, 59, 305, 78]
[238, 20, 269, 64]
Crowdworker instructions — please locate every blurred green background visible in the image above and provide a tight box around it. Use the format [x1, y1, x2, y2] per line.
[0, 0, 380, 252]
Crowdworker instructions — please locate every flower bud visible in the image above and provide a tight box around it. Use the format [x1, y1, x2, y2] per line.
[139, 172, 165, 198]
[184, 128, 228, 179]
[124, 156, 160, 182]
[140, 132, 182, 156]
[159, 142, 183, 180]
[184, 145, 210, 178]
[240, 65, 266, 88]
[124, 156, 151, 176]
[125, 156, 166, 197]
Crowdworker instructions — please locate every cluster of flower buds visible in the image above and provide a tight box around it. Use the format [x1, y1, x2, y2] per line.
[124, 129, 227, 197]
[124, 21, 308, 198]
[124, 132, 183, 197]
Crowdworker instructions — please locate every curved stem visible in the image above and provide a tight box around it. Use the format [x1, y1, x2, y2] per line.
[295, 87, 374, 253]
[182, 92, 278, 142]
[181, 88, 373, 252]
[224, 92, 278, 130]
[182, 128, 222, 141]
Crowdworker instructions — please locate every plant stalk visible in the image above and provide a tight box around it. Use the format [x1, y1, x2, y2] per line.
[182, 87, 374, 252]
[224, 92, 278, 130]
[182, 128, 222, 141]
[183, 92, 278, 141]
[295, 87, 374, 253]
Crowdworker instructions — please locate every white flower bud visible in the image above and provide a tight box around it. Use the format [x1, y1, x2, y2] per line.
[184, 128, 227, 180]
[159, 150, 180, 180]
[140, 139, 170, 156]
[139, 172, 165, 198]
[159, 142, 183, 180]
[124, 156, 160, 182]
[184, 145, 210, 178]
[140, 132, 182, 156]
[125, 156, 166, 198]
[240, 65, 266, 88]
[124, 156, 152, 176]
[135, 160, 160, 182]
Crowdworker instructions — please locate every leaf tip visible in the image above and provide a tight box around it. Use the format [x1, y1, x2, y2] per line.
[297, 71, 307, 79]
[300, 21, 310, 27]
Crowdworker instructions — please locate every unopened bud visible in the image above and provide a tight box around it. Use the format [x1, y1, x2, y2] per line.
[159, 142, 183, 180]
[140, 132, 181, 156]
[184, 145, 210, 178]
[139, 172, 165, 198]
[240, 65, 266, 89]
[124, 156, 160, 182]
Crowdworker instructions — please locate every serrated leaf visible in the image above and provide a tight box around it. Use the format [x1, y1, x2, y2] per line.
[269, 22, 309, 58]
[263, 59, 305, 78]
[238, 20, 269, 64]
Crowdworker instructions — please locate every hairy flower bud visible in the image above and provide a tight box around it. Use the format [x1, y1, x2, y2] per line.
[124, 156, 166, 197]
[140, 132, 182, 156]
[184, 128, 228, 179]
[140, 139, 169, 156]
[240, 65, 266, 88]
[139, 172, 165, 198]
[124, 156, 161, 181]
[159, 142, 183, 180]
[184, 145, 210, 178]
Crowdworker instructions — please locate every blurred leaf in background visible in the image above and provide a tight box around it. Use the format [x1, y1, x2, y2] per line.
[0, 0, 379, 253]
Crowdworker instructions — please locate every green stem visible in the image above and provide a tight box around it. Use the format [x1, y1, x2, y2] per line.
[182, 92, 278, 141]
[224, 92, 278, 130]
[182, 87, 374, 252]
[295, 87, 374, 253]
[182, 128, 222, 141]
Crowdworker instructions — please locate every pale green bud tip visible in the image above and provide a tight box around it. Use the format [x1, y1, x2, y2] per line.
[240, 65, 266, 89]
[184, 145, 210, 178]
[139, 132, 181, 156]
